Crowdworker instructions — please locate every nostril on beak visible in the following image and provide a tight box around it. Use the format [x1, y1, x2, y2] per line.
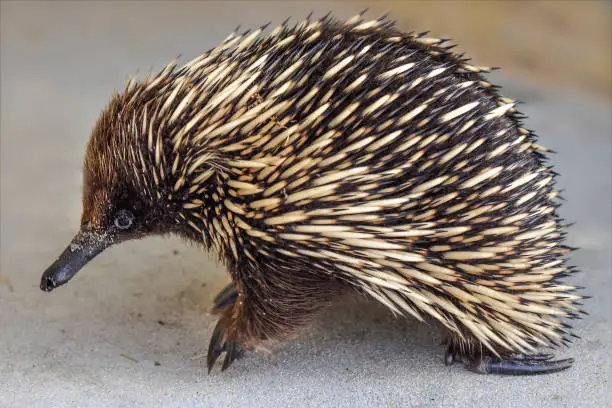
[40, 275, 56, 292]
[40, 229, 111, 292]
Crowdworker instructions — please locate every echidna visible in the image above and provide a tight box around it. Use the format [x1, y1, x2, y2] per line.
[41, 13, 584, 375]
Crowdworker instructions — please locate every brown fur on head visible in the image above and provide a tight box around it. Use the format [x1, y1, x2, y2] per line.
[81, 102, 120, 230]
[80, 84, 205, 242]
[40, 84, 212, 291]
[80, 94, 148, 239]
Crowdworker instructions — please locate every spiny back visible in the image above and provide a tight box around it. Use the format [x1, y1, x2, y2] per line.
[95, 14, 509, 199]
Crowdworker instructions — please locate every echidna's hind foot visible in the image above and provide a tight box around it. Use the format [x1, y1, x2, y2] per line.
[207, 309, 246, 373]
[211, 282, 238, 314]
[444, 342, 574, 375]
[464, 354, 575, 375]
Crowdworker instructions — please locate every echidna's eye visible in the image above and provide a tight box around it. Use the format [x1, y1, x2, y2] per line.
[114, 209, 134, 230]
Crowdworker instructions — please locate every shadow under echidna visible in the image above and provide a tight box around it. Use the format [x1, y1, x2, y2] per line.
[40, 12, 585, 376]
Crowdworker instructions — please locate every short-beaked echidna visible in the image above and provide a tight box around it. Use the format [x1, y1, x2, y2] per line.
[41, 13, 584, 375]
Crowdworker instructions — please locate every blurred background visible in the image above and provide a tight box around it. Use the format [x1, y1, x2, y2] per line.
[2, 1, 611, 100]
[1, 2, 611, 407]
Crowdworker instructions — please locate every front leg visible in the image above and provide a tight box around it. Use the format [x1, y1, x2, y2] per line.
[207, 265, 341, 372]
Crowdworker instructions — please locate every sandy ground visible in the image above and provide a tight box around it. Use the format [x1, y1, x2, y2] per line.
[1, 2, 611, 407]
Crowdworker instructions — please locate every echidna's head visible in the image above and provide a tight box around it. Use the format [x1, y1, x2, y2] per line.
[40, 88, 203, 291]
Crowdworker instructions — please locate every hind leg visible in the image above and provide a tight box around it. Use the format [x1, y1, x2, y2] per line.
[444, 335, 574, 375]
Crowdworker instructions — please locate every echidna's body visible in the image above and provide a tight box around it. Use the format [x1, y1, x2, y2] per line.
[41, 14, 583, 375]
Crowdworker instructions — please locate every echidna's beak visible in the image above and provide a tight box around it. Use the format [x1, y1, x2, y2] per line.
[40, 229, 111, 292]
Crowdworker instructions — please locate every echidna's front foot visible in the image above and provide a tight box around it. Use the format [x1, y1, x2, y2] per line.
[445, 344, 574, 375]
[207, 311, 246, 373]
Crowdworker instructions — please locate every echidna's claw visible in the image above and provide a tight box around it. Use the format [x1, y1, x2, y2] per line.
[207, 319, 226, 373]
[207, 311, 246, 373]
[221, 341, 243, 371]
[212, 283, 238, 314]
[467, 355, 575, 376]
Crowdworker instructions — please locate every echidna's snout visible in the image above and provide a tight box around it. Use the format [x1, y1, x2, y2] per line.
[40, 229, 112, 291]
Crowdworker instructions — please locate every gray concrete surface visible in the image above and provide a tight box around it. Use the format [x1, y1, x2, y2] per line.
[1, 2, 610, 407]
